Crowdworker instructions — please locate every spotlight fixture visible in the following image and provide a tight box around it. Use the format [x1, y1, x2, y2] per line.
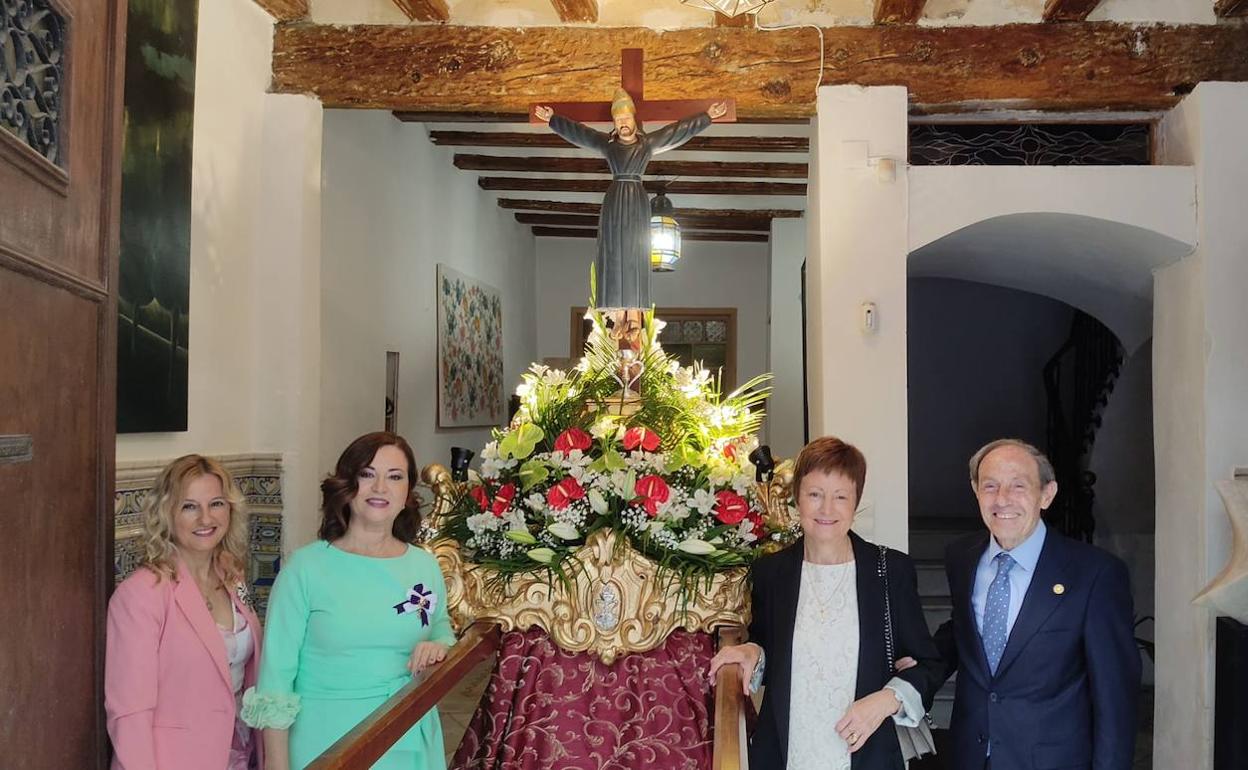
[450, 446, 474, 482]
[748, 444, 776, 483]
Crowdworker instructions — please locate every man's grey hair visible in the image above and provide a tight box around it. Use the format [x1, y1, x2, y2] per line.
[968, 438, 1056, 487]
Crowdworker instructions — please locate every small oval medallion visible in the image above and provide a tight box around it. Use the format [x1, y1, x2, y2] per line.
[592, 582, 620, 631]
[1053, 583, 1065, 595]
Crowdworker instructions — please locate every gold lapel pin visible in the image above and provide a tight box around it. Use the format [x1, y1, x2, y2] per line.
[1053, 583, 1066, 595]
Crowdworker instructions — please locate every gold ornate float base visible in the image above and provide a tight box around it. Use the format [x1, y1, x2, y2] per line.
[422, 462, 798, 664]
[433, 528, 747, 664]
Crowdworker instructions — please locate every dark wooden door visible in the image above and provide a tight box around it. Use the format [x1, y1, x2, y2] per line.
[0, 1, 126, 766]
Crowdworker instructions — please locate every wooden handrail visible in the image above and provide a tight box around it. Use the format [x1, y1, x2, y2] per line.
[711, 625, 748, 770]
[306, 621, 502, 770]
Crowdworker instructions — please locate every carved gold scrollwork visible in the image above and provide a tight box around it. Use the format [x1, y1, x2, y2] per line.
[421, 463, 780, 663]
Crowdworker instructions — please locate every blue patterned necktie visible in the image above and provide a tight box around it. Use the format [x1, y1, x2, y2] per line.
[982, 552, 1016, 675]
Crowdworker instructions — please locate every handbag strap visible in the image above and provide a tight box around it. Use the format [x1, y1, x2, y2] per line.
[878, 543, 896, 674]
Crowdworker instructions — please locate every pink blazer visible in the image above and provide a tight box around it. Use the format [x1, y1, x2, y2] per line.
[105, 559, 264, 770]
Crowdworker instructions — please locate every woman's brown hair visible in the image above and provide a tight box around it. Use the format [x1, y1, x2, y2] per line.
[319, 431, 423, 543]
[792, 436, 868, 508]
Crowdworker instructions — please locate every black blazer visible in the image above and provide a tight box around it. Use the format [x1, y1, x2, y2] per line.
[747, 532, 945, 770]
[934, 530, 1140, 770]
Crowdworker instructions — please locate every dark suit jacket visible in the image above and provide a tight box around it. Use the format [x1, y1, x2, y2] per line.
[934, 530, 1141, 770]
[748, 532, 946, 770]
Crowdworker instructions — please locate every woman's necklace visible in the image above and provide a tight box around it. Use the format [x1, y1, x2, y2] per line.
[197, 577, 224, 612]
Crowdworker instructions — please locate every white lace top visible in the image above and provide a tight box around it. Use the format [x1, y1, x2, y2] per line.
[787, 560, 859, 770]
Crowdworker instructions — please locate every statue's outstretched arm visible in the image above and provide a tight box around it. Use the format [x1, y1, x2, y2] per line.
[648, 111, 713, 156]
[548, 114, 610, 153]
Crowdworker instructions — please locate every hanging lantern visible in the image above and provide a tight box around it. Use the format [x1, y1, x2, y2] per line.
[650, 191, 681, 273]
[679, 0, 775, 18]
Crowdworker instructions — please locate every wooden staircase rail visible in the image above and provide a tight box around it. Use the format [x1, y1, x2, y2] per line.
[712, 625, 748, 770]
[306, 620, 502, 770]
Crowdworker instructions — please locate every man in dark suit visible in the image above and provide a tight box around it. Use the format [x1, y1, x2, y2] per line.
[934, 438, 1140, 770]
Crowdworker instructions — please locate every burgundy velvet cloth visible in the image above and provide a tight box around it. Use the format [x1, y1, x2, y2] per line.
[450, 627, 717, 770]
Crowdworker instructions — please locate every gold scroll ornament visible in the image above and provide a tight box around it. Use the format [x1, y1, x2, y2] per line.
[420, 461, 797, 663]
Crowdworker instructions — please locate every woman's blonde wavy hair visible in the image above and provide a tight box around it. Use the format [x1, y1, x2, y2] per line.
[141, 454, 249, 584]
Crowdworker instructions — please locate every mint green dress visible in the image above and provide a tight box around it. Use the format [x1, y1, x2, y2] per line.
[242, 541, 456, 769]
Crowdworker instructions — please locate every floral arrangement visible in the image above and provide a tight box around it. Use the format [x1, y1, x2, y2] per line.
[439, 304, 797, 589]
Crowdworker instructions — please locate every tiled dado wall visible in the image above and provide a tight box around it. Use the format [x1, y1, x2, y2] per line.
[114, 454, 284, 617]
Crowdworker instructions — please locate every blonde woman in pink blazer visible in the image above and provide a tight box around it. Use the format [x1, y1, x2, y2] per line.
[106, 455, 264, 770]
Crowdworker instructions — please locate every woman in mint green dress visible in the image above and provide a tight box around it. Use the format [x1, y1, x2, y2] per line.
[242, 432, 457, 770]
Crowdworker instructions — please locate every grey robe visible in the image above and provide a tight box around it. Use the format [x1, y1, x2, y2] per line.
[548, 112, 713, 309]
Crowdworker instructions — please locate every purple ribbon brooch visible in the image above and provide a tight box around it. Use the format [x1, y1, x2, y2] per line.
[393, 583, 437, 626]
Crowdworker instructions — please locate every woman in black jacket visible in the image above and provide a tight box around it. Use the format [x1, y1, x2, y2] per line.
[710, 436, 945, 770]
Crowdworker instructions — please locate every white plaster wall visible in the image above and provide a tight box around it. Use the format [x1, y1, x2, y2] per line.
[116, 0, 326, 550]
[1153, 82, 1248, 770]
[533, 237, 770, 403]
[320, 112, 538, 508]
[805, 85, 910, 550]
[768, 218, 807, 460]
[909, 166, 1196, 254]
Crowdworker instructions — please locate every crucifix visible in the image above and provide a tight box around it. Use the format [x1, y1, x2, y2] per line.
[528, 49, 737, 126]
[530, 48, 736, 410]
[530, 49, 736, 312]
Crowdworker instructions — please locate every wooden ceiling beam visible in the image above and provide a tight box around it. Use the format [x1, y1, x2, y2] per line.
[1042, 0, 1103, 22]
[1215, 0, 1248, 17]
[533, 227, 768, 242]
[515, 213, 773, 231]
[272, 22, 1248, 116]
[252, 0, 307, 21]
[480, 177, 806, 195]
[391, 0, 449, 22]
[715, 12, 756, 28]
[454, 154, 807, 178]
[425, 131, 810, 153]
[497, 198, 805, 218]
[551, 0, 598, 23]
[873, 0, 926, 25]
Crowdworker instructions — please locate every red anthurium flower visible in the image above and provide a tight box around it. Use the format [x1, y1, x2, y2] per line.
[634, 474, 671, 517]
[723, 443, 738, 462]
[469, 486, 489, 512]
[554, 427, 593, 455]
[714, 490, 749, 526]
[546, 477, 586, 511]
[748, 511, 767, 540]
[622, 426, 661, 452]
[490, 482, 517, 517]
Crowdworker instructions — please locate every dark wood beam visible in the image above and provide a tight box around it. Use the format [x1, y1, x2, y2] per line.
[272, 23, 1248, 116]
[533, 226, 768, 242]
[873, 0, 926, 25]
[453, 154, 807, 178]
[715, 12, 756, 28]
[252, 0, 307, 21]
[424, 130, 810, 153]
[1215, 0, 1248, 16]
[391, 0, 449, 22]
[1042, 0, 1103, 22]
[515, 213, 772, 231]
[497, 198, 805, 218]
[551, 0, 598, 23]
[481, 178, 806, 195]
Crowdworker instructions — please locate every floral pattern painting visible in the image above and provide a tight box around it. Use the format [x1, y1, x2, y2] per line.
[437, 265, 505, 428]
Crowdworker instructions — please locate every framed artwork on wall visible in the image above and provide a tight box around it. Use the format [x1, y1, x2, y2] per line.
[437, 264, 505, 428]
[116, 0, 198, 433]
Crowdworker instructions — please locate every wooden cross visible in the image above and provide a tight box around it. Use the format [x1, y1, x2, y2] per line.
[528, 48, 737, 124]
